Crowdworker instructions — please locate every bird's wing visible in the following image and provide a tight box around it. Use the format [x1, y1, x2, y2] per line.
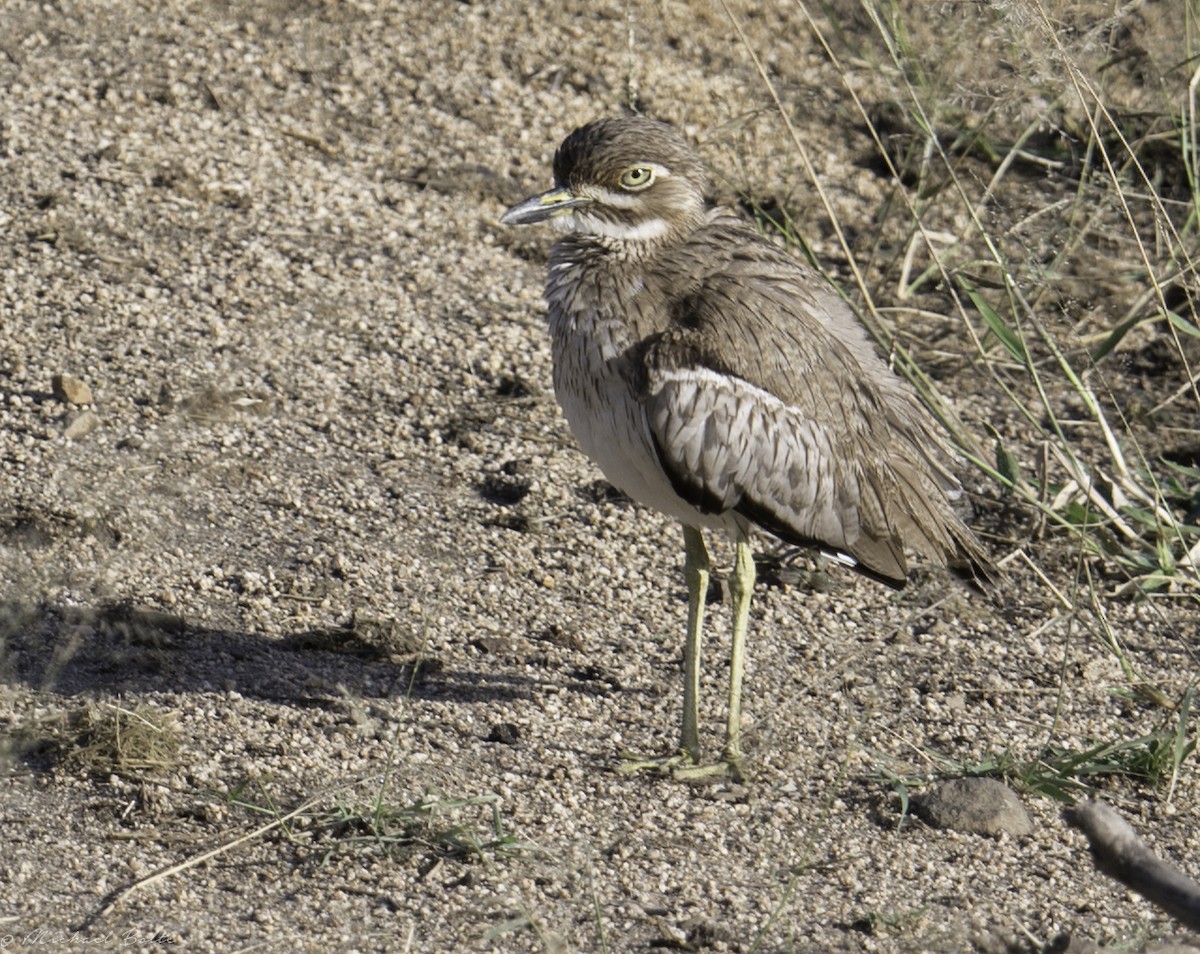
[638, 245, 971, 585]
[642, 348, 913, 584]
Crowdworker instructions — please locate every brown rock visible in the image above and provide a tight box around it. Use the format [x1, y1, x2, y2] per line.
[52, 373, 93, 404]
[913, 777, 1033, 836]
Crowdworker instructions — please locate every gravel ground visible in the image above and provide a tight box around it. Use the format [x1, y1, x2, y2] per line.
[1, 2, 1198, 952]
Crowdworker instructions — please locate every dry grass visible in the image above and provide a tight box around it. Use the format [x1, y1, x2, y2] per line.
[719, 0, 1200, 807]
[16, 701, 181, 780]
[733, 0, 1199, 595]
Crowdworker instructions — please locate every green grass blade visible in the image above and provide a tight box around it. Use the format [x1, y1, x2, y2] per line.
[960, 277, 1028, 362]
[1089, 310, 1148, 363]
[1167, 310, 1200, 339]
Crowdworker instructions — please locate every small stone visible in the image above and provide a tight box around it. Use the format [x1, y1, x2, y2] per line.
[913, 777, 1033, 836]
[470, 636, 512, 655]
[486, 722, 521, 745]
[52, 373, 93, 404]
[63, 409, 100, 440]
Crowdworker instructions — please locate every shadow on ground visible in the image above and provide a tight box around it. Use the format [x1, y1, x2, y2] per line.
[0, 600, 557, 707]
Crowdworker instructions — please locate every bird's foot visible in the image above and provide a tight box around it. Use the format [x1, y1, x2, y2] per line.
[615, 749, 696, 776]
[617, 748, 746, 783]
[672, 755, 746, 783]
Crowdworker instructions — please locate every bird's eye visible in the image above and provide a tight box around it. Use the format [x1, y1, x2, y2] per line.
[618, 166, 656, 190]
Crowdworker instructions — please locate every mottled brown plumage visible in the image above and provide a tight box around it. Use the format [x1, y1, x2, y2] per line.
[502, 116, 997, 779]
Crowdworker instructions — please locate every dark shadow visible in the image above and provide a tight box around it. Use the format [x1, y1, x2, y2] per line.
[0, 599, 565, 707]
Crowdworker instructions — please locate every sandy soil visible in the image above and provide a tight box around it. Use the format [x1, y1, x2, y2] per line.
[1, 2, 1198, 952]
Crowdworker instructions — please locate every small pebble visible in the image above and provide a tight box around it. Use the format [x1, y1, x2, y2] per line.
[52, 373, 93, 404]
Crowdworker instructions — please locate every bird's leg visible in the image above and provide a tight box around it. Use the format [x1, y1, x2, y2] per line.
[721, 536, 755, 776]
[617, 524, 709, 775]
[672, 533, 754, 784]
[679, 522, 709, 763]
[621, 527, 752, 782]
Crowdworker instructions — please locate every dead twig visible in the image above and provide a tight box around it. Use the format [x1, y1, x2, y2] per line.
[1065, 799, 1200, 931]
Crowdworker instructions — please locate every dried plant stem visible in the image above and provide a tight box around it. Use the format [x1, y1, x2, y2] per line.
[1066, 799, 1200, 931]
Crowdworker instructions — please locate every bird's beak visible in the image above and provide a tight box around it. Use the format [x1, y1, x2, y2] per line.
[500, 187, 589, 226]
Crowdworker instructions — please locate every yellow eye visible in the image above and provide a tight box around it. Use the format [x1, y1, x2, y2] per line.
[618, 166, 656, 190]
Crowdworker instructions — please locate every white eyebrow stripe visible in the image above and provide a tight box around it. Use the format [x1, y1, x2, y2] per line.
[587, 188, 640, 209]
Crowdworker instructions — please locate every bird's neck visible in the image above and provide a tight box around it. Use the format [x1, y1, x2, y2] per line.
[554, 231, 669, 262]
[545, 239, 659, 357]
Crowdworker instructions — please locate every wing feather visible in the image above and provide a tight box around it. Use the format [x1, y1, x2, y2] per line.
[637, 223, 991, 586]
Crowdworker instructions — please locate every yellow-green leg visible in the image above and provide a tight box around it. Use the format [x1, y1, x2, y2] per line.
[722, 536, 755, 772]
[679, 523, 710, 762]
[621, 527, 755, 782]
[619, 523, 710, 774]
[673, 535, 754, 781]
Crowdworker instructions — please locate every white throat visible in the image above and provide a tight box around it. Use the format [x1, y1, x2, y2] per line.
[553, 212, 670, 243]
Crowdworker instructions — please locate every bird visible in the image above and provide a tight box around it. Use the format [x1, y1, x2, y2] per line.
[500, 116, 997, 781]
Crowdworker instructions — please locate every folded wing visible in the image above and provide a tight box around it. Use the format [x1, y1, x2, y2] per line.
[638, 242, 995, 588]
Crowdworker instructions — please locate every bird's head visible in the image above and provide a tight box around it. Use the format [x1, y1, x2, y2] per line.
[500, 117, 709, 245]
